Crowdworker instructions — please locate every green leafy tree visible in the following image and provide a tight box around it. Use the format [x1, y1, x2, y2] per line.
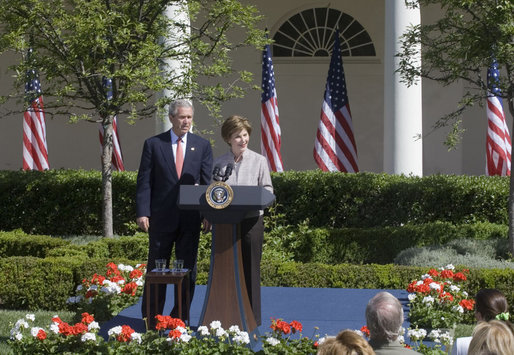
[0, 0, 267, 237]
[396, 0, 514, 254]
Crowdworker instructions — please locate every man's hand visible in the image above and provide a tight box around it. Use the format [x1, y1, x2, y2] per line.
[136, 216, 150, 232]
[202, 218, 211, 233]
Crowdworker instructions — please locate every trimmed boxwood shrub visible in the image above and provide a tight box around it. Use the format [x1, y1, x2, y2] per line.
[0, 170, 509, 235]
[0, 229, 70, 258]
[265, 221, 508, 265]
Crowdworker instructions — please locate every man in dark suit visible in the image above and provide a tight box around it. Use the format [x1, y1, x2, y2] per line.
[136, 99, 213, 328]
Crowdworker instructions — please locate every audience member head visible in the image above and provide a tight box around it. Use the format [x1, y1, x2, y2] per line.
[317, 330, 375, 355]
[475, 289, 509, 322]
[468, 320, 514, 355]
[365, 292, 403, 342]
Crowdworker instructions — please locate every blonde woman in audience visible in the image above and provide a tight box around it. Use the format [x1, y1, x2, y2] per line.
[452, 288, 510, 355]
[467, 319, 514, 355]
[317, 330, 375, 355]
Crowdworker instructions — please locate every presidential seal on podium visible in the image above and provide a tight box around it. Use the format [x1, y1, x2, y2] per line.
[205, 181, 234, 209]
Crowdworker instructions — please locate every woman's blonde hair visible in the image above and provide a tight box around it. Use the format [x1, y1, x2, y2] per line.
[317, 330, 375, 355]
[468, 320, 514, 355]
[221, 115, 252, 144]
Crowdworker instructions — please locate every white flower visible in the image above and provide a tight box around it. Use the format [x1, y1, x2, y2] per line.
[421, 273, 431, 280]
[197, 326, 210, 336]
[215, 327, 228, 338]
[266, 337, 280, 346]
[429, 282, 441, 291]
[179, 333, 192, 343]
[210, 320, 222, 330]
[25, 314, 35, 322]
[116, 279, 126, 285]
[89, 285, 98, 291]
[452, 305, 464, 313]
[398, 335, 405, 343]
[131, 332, 142, 344]
[100, 281, 121, 295]
[15, 319, 29, 329]
[81, 332, 96, 342]
[408, 293, 417, 301]
[136, 279, 144, 286]
[176, 326, 187, 334]
[354, 330, 364, 337]
[449, 285, 460, 292]
[30, 327, 44, 337]
[118, 264, 134, 272]
[428, 329, 441, 341]
[422, 296, 435, 305]
[440, 331, 454, 345]
[318, 336, 334, 345]
[50, 323, 60, 334]
[416, 280, 424, 286]
[462, 291, 469, 297]
[14, 332, 22, 341]
[88, 321, 100, 331]
[408, 328, 427, 340]
[445, 264, 455, 270]
[232, 332, 250, 344]
[229, 325, 241, 333]
[108, 326, 122, 337]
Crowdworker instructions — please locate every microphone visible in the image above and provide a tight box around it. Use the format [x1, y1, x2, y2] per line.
[222, 163, 234, 182]
[212, 165, 221, 181]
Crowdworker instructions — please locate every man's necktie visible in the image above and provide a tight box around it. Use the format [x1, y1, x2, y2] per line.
[176, 137, 184, 177]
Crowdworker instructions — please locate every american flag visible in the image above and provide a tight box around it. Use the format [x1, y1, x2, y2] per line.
[261, 43, 284, 172]
[313, 30, 358, 172]
[486, 59, 511, 176]
[99, 77, 125, 171]
[22, 53, 49, 171]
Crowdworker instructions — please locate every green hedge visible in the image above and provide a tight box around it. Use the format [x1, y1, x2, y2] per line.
[0, 170, 509, 236]
[0, 229, 70, 258]
[1, 255, 512, 315]
[267, 221, 509, 264]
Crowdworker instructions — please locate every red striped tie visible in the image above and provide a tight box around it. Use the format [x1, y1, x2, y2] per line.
[176, 137, 184, 177]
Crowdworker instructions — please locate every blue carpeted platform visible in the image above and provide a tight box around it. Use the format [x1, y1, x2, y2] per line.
[99, 285, 413, 340]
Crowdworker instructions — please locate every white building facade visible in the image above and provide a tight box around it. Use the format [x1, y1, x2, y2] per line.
[0, 1, 501, 175]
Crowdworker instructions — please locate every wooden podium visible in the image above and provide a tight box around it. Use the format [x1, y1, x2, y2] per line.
[179, 185, 275, 333]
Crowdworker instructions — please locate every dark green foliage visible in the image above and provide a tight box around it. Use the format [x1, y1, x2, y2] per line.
[0, 169, 137, 235]
[271, 171, 508, 228]
[0, 170, 509, 236]
[265, 221, 508, 264]
[0, 229, 70, 258]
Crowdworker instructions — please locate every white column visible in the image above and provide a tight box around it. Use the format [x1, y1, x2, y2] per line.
[384, 0, 423, 175]
[155, 1, 191, 134]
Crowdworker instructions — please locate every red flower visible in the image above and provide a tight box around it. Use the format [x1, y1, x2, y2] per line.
[37, 329, 47, 340]
[81, 312, 95, 324]
[270, 318, 291, 335]
[314, 341, 319, 348]
[290, 320, 303, 334]
[85, 290, 98, 299]
[91, 273, 106, 285]
[453, 272, 467, 281]
[168, 329, 182, 339]
[360, 325, 370, 338]
[154, 315, 185, 331]
[110, 275, 125, 283]
[439, 292, 454, 302]
[106, 262, 120, 277]
[121, 282, 138, 296]
[459, 299, 475, 311]
[58, 322, 74, 336]
[52, 316, 62, 324]
[440, 269, 454, 279]
[117, 325, 135, 342]
[72, 322, 88, 335]
[416, 283, 430, 293]
[405, 344, 412, 349]
[130, 269, 144, 279]
[428, 269, 439, 277]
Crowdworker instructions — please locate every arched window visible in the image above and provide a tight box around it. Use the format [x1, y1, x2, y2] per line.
[272, 8, 375, 57]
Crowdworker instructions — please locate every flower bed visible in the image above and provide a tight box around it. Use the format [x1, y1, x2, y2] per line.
[66, 262, 146, 322]
[406, 264, 475, 329]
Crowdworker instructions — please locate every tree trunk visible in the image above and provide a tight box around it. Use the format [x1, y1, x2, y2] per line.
[101, 116, 114, 238]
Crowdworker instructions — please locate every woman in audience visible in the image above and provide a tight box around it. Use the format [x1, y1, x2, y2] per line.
[317, 329, 375, 355]
[467, 319, 514, 354]
[452, 288, 509, 355]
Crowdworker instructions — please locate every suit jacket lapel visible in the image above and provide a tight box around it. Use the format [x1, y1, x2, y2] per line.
[158, 130, 178, 178]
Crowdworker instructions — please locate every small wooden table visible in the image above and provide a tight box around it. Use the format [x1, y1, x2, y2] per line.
[145, 269, 191, 327]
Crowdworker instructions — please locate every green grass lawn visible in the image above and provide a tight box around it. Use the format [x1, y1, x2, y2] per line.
[0, 309, 74, 354]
